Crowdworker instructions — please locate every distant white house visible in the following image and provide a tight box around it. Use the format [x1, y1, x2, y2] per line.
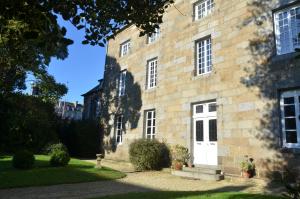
[55, 101, 83, 120]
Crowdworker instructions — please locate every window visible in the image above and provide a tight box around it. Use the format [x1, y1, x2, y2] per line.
[147, 58, 158, 89]
[196, 37, 212, 75]
[120, 40, 131, 57]
[148, 28, 160, 44]
[280, 90, 300, 148]
[274, 4, 300, 55]
[118, 70, 126, 96]
[145, 110, 156, 139]
[115, 115, 123, 144]
[195, 0, 214, 20]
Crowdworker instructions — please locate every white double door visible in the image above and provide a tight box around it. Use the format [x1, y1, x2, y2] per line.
[193, 102, 218, 166]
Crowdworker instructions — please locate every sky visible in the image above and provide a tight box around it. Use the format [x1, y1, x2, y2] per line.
[47, 18, 106, 104]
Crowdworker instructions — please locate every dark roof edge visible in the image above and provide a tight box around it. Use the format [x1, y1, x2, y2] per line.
[107, 24, 133, 41]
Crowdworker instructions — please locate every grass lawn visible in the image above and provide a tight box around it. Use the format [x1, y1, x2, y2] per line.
[95, 191, 285, 199]
[0, 155, 125, 189]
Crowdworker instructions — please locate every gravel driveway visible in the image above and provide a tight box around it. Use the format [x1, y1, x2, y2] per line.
[0, 159, 283, 199]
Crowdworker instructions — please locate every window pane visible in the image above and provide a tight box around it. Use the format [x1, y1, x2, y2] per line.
[208, 103, 216, 112]
[196, 120, 204, 141]
[285, 118, 296, 130]
[284, 97, 295, 104]
[209, 119, 217, 141]
[286, 131, 298, 143]
[196, 105, 203, 113]
[284, 105, 296, 117]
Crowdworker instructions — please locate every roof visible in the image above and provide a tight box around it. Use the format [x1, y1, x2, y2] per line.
[81, 79, 103, 97]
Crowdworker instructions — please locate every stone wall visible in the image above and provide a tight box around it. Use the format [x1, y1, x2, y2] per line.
[103, 0, 300, 177]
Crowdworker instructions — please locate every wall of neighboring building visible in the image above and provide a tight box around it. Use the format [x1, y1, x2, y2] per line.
[103, 0, 300, 177]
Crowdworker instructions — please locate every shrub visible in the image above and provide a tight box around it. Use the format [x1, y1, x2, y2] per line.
[12, 150, 35, 169]
[129, 139, 170, 171]
[50, 150, 70, 167]
[45, 143, 68, 155]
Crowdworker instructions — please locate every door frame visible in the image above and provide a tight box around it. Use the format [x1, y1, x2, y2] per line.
[191, 100, 218, 166]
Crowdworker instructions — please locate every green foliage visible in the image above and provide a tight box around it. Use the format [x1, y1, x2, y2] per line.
[171, 145, 190, 164]
[129, 139, 170, 171]
[0, 0, 173, 95]
[12, 150, 35, 169]
[57, 120, 101, 158]
[240, 156, 255, 172]
[50, 150, 70, 167]
[45, 143, 68, 155]
[0, 93, 59, 153]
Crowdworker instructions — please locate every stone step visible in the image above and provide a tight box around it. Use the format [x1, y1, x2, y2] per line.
[182, 166, 222, 175]
[172, 169, 224, 181]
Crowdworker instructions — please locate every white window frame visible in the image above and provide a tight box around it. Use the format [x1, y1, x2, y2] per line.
[274, 4, 300, 55]
[280, 90, 300, 148]
[118, 70, 126, 96]
[148, 28, 160, 44]
[145, 110, 156, 139]
[195, 0, 214, 20]
[120, 40, 131, 57]
[196, 37, 212, 76]
[116, 115, 124, 144]
[147, 58, 158, 89]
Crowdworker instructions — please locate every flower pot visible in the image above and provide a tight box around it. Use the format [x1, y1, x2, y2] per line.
[243, 171, 253, 178]
[174, 162, 183, 170]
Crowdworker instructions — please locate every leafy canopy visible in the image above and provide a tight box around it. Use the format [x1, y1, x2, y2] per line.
[0, 0, 173, 97]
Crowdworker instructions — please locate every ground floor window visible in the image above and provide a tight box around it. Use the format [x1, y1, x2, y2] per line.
[116, 115, 123, 144]
[145, 110, 156, 139]
[280, 90, 300, 148]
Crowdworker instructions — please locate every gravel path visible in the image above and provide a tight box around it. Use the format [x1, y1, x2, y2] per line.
[0, 159, 283, 199]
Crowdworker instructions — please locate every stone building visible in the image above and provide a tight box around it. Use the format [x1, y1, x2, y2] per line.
[55, 101, 83, 120]
[82, 79, 103, 120]
[102, 0, 300, 178]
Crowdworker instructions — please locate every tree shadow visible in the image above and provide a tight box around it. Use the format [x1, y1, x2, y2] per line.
[100, 56, 142, 154]
[240, 0, 300, 188]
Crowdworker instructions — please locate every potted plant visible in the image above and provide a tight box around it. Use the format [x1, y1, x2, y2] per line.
[240, 156, 255, 178]
[171, 145, 190, 170]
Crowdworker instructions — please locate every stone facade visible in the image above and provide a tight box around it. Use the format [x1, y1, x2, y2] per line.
[102, 0, 300, 178]
[82, 79, 103, 120]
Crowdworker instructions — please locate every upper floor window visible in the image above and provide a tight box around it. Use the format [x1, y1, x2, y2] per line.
[115, 115, 124, 144]
[148, 28, 160, 44]
[194, 0, 214, 20]
[120, 40, 131, 57]
[274, 4, 300, 55]
[118, 70, 126, 96]
[280, 89, 300, 148]
[196, 37, 212, 75]
[147, 58, 157, 89]
[145, 110, 156, 139]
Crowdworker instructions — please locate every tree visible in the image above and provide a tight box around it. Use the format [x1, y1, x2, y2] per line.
[0, 0, 174, 94]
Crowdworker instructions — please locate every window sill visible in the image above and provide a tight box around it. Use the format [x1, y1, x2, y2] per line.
[271, 52, 298, 63]
[145, 87, 157, 93]
[192, 71, 213, 80]
[280, 147, 300, 155]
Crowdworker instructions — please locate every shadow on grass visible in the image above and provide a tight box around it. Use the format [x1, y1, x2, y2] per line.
[0, 155, 125, 189]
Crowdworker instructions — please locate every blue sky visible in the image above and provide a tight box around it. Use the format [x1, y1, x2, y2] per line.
[47, 18, 106, 104]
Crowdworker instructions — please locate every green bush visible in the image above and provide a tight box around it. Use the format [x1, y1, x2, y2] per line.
[45, 143, 68, 155]
[129, 139, 170, 171]
[12, 150, 35, 169]
[50, 150, 70, 167]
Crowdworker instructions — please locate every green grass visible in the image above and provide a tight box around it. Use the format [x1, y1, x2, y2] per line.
[95, 191, 285, 199]
[0, 155, 125, 189]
